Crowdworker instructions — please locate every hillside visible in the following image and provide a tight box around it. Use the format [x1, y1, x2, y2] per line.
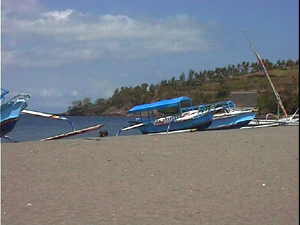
[103, 66, 299, 116]
[65, 62, 299, 117]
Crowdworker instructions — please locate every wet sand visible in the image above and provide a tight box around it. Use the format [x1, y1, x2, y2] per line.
[1, 126, 299, 225]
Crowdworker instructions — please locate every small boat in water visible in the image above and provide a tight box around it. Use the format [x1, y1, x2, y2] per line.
[1, 88, 30, 137]
[117, 96, 214, 135]
[202, 100, 259, 130]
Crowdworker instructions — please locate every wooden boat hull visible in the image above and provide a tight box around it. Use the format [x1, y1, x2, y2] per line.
[136, 111, 213, 134]
[206, 110, 257, 131]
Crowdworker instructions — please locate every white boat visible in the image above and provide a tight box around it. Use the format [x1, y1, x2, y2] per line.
[244, 109, 299, 129]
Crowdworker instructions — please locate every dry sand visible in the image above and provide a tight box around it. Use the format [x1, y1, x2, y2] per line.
[1, 126, 299, 225]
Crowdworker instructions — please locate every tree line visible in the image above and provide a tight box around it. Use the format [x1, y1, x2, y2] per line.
[65, 59, 299, 116]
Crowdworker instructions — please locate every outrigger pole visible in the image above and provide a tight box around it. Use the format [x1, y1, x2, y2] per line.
[22, 109, 76, 131]
[243, 30, 288, 117]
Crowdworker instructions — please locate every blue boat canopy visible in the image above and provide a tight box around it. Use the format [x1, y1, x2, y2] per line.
[127, 96, 192, 114]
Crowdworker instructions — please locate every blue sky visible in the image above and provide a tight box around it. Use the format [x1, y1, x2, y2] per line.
[1, 0, 299, 113]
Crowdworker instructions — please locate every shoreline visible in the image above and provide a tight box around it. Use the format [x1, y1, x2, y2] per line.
[1, 126, 299, 224]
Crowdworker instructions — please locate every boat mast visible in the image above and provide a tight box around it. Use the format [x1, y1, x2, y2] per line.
[243, 30, 288, 117]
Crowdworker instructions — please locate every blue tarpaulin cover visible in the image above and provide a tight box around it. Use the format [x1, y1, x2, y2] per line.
[127, 96, 192, 114]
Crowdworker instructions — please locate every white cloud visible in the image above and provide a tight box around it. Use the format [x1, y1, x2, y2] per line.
[1, 1, 220, 113]
[1, 4, 218, 70]
[44, 9, 74, 21]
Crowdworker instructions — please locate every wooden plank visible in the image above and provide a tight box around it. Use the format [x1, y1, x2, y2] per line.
[147, 128, 198, 135]
[40, 124, 104, 141]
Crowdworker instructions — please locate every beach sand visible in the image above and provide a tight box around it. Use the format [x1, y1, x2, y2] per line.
[1, 126, 299, 225]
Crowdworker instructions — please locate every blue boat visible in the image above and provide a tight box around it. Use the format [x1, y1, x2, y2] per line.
[202, 100, 258, 130]
[118, 96, 214, 135]
[1, 88, 30, 137]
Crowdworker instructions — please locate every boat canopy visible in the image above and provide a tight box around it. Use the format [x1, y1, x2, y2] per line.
[127, 96, 192, 114]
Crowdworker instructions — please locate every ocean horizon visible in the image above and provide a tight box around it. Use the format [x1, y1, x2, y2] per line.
[1, 114, 141, 143]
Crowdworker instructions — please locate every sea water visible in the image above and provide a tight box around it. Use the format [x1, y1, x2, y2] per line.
[1, 114, 141, 143]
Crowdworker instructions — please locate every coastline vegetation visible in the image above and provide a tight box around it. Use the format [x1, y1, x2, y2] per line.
[65, 58, 299, 117]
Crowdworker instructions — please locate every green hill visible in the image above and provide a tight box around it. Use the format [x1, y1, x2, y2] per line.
[65, 61, 299, 117]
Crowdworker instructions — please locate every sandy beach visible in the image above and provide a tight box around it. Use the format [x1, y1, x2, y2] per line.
[1, 126, 299, 225]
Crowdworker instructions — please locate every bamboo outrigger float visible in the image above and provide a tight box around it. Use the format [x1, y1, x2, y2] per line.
[40, 124, 104, 141]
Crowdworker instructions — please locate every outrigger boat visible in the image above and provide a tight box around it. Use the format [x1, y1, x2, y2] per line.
[117, 96, 214, 135]
[1, 88, 30, 138]
[243, 109, 299, 129]
[1, 88, 104, 142]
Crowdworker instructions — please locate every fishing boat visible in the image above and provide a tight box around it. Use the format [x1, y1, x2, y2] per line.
[117, 96, 214, 135]
[1, 88, 30, 137]
[243, 30, 299, 128]
[202, 100, 259, 130]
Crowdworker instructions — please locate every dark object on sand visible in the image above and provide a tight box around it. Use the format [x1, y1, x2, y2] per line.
[99, 130, 108, 137]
